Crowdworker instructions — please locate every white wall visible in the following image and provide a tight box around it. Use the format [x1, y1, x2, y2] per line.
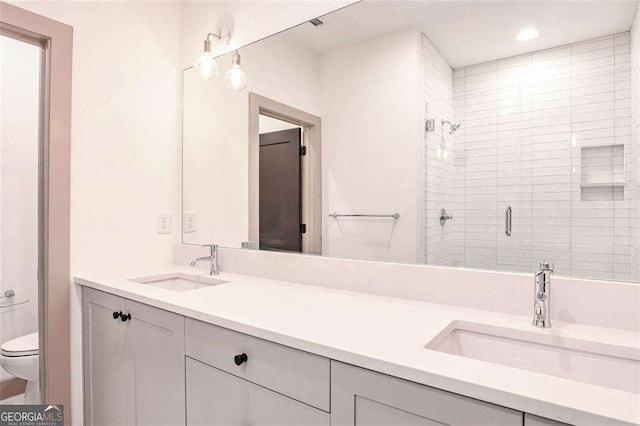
[320, 29, 423, 263]
[183, 34, 322, 247]
[452, 33, 634, 281]
[0, 35, 40, 381]
[8, 0, 181, 420]
[631, 6, 640, 282]
[10, 0, 182, 273]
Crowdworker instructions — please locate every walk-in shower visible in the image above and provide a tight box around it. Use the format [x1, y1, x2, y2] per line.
[424, 31, 639, 283]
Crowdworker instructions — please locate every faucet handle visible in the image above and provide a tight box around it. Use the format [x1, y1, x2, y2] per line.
[539, 261, 554, 272]
[202, 243, 218, 253]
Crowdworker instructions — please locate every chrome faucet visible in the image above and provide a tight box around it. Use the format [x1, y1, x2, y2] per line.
[191, 244, 220, 275]
[533, 261, 554, 328]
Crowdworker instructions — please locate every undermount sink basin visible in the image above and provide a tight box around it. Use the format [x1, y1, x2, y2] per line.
[131, 272, 229, 292]
[426, 321, 640, 394]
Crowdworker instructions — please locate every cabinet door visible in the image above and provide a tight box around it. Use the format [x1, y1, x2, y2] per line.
[525, 414, 571, 426]
[186, 357, 329, 426]
[83, 288, 128, 426]
[331, 362, 522, 426]
[126, 299, 185, 426]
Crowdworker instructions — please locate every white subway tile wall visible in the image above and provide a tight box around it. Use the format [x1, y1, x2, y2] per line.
[422, 35, 454, 265]
[631, 8, 640, 282]
[424, 32, 638, 282]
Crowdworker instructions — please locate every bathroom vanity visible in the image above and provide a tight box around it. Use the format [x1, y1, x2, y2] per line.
[77, 269, 639, 426]
[165, 1, 640, 422]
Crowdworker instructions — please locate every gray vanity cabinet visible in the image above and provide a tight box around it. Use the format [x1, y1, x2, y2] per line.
[83, 288, 185, 426]
[330, 361, 522, 426]
[82, 287, 576, 426]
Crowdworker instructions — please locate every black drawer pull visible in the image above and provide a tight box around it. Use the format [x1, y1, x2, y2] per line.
[112, 311, 120, 320]
[120, 312, 131, 322]
[234, 353, 248, 366]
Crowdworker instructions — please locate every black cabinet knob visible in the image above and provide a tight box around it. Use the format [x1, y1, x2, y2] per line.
[120, 312, 131, 322]
[234, 353, 248, 366]
[112, 311, 120, 320]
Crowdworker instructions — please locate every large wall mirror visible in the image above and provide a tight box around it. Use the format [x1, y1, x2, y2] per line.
[183, 1, 640, 283]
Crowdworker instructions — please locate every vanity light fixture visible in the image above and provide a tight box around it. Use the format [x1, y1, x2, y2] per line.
[516, 28, 539, 41]
[194, 29, 230, 79]
[226, 50, 247, 91]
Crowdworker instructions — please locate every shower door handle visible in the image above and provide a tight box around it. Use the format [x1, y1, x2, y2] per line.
[505, 206, 512, 237]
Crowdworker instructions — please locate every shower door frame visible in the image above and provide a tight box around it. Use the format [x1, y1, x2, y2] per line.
[0, 1, 72, 421]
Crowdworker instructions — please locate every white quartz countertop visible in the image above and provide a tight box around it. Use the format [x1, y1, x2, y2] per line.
[75, 267, 640, 425]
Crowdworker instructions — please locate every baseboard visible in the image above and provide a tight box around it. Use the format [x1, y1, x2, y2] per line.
[0, 377, 26, 401]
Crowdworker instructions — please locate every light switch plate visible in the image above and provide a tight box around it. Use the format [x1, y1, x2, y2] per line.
[157, 212, 171, 234]
[183, 212, 196, 233]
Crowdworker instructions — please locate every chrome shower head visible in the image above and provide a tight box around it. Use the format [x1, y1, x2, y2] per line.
[442, 120, 461, 135]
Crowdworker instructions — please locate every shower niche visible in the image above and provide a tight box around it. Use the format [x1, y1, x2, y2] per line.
[580, 145, 625, 201]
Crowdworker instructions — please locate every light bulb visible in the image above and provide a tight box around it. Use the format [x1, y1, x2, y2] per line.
[194, 52, 218, 80]
[226, 51, 247, 91]
[227, 64, 247, 91]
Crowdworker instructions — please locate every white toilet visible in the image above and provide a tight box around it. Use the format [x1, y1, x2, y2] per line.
[0, 332, 39, 404]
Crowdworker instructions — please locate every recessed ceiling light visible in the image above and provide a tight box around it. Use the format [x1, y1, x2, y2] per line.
[517, 28, 539, 41]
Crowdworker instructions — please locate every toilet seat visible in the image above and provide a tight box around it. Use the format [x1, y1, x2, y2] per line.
[1, 332, 38, 357]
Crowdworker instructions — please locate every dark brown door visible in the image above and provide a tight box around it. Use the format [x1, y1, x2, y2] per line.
[259, 128, 302, 252]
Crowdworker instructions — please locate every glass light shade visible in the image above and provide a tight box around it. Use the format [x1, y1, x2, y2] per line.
[226, 64, 247, 91]
[194, 52, 218, 80]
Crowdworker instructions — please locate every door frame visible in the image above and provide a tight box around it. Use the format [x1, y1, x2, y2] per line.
[0, 1, 72, 418]
[249, 93, 322, 255]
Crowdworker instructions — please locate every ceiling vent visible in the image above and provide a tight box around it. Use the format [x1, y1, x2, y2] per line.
[309, 18, 324, 27]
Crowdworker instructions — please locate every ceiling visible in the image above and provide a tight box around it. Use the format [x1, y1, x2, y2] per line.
[284, 0, 639, 69]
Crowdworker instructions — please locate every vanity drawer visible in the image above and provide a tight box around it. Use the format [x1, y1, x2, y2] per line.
[185, 318, 330, 411]
[186, 357, 330, 426]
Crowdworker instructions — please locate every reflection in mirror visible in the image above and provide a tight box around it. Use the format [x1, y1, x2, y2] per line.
[183, 1, 640, 283]
[258, 116, 303, 252]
